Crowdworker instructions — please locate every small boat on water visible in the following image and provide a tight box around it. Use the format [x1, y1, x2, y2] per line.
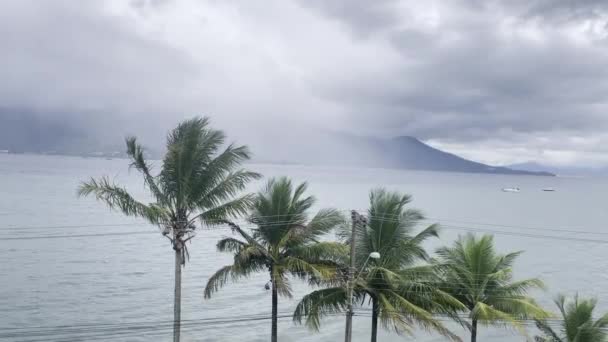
[542, 188, 556, 192]
[502, 187, 520, 192]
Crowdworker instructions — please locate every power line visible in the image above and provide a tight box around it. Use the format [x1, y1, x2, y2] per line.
[4, 309, 601, 341]
[361, 214, 608, 244]
[0, 312, 347, 341]
[3, 219, 608, 245]
[0, 231, 153, 240]
[1, 208, 606, 237]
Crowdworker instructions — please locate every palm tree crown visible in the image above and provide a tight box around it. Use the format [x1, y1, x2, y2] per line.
[295, 189, 463, 342]
[204, 177, 346, 342]
[78, 117, 260, 342]
[435, 233, 549, 342]
[535, 294, 608, 342]
[79, 117, 260, 255]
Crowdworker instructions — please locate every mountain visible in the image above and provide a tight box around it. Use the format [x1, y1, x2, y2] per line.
[507, 162, 559, 174]
[376, 137, 553, 176]
[0, 112, 553, 176]
[253, 134, 554, 176]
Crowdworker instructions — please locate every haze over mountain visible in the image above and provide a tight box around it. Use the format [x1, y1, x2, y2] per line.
[0, 110, 130, 155]
[377, 137, 553, 175]
[266, 135, 553, 176]
[2, 1, 608, 172]
[0, 115, 551, 176]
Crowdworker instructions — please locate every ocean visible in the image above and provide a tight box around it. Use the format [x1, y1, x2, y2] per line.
[1, 154, 607, 341]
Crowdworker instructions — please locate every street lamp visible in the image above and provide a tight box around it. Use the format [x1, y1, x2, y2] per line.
[355, 252, 381, 280]
[345, 250, 380, 342]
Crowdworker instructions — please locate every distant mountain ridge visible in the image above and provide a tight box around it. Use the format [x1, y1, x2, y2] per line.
[252, 135, 554, 176]
[372, 136, 554, 176]
[507, 162, 606, 177]
[0, 112, 554, 176]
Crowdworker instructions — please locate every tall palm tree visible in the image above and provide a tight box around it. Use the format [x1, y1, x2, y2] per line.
[204, 177, 346, 342]
[78, 117, 260, 342]
[294, 189, 464, 342]
[435, 234, 549, 342]
[535, 294, 608, 342]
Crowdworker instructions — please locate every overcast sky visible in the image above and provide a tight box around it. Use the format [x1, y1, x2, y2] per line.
[1, 0, 607, 166]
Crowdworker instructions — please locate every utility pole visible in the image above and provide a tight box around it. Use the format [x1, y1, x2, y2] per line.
[345, 210, 366, 342]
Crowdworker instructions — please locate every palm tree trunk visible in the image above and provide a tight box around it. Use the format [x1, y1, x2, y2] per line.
[271, 275, 278, 342]
[371, 297, 379, 342]
[471, 318, 477, 342]
[173, 248, 182, 342]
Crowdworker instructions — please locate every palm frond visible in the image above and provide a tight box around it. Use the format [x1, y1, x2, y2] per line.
[436, 233, 548, 340]
[216, 237, 246, 253]
[190, 144, 255, 204]
[251, 177, 313, 247]
[234, 245, 267, 266]
[300, 208, 345, 242]
[271, 207, 342, 254]
[78, 177, 167, 224]
[271, 267, 293, 298]
[382, 290, 462, 341]
[203, 264, 256, 299]
[594, 312, 608, 329]
[195, 194, 257, 226]
[293, 287, 348, 330]
[284, 256, 328, 280]
[491, 297, 550, 321]
[497, 278, 546, 297]
[408, 223, 440, 250]
[360, 189, 434, 270]
[472, 302, 523, 331]
[193, 170, 260, 211]
[494, 250, 524, 270]
[551, 294, 608, 342]
[535, 319, 564, 342]
[204, 265, 234, 299]
[125, 137, 165, 204]
[376, 292, 415, 336]
[160, 117, 225, 209]
[223, 221, 271, 260]
[289, 242, 349, 264]
[204, 252, 266, 299]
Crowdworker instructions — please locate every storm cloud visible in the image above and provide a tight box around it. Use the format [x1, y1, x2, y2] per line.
[1, 0, 607, 166]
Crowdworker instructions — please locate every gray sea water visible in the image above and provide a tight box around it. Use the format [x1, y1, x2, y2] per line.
[1, 154, 607, 342]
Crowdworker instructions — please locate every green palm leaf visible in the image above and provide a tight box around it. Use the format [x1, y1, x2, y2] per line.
[295, 287, 349, 330]
[296, 188, 460, 342]
[204, 177, 344, 342]
[436, 233, 549, 342]
[78, 117, 258, 342]
[536, 294, 608, 342]
[78, 176, 168, 224]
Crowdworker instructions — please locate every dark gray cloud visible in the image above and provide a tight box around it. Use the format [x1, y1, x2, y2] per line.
[0, 0, 200, 145]
[297, 0, 402, 38]
[297, 0, 608, 165]
[1, 0, 607, 166]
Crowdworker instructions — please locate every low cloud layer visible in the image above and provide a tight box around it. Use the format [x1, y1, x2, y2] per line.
[1, 0, 607, 166]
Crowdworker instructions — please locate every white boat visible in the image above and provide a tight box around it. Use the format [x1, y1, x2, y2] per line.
[502, 187, 520, 192]
[542, 188, 555, 192]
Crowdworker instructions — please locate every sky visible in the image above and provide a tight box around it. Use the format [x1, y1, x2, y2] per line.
[1, 0, 607, 167]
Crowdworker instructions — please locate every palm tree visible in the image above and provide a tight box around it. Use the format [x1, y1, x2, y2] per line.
[78, 117, 260, 342]
[294, 189, 464, 342]
[435, 234, 549, 342]
[204, 177, 346, 342]
[535, 294, 608, 342]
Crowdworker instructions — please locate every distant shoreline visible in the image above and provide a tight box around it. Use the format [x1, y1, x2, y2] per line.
[1, 152, 557, 177]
